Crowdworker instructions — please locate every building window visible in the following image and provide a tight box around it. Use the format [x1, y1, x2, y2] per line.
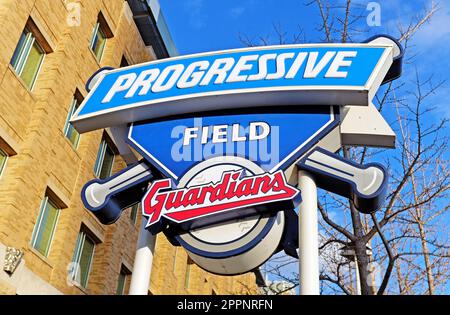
[71, 229, 96, 288]
[31, 196, 60, 257]
[116, 270, 126, 295]
[89, 22, 106, 61]
[116, 265, 131, 295]
[185, 258, 193, 289]
[10, 25, 46, 90]
[89, 13, 112, 62]
[63, 91, 83, 148]
[129, 203, 139, 225]
[94, 137, 115, 179]
[0, 148, 8, 177]
[120, 55, 129, 67]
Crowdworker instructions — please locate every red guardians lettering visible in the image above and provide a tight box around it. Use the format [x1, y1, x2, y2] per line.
[142, 170, 299, 226]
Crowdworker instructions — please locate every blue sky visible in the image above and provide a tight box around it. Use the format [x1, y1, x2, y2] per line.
[158, 0, 450, 294]
[159, 0, 450, 115]
[159, 1, 449, 51]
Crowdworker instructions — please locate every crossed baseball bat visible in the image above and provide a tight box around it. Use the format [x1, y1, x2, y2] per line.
[81, 147, 387, 225]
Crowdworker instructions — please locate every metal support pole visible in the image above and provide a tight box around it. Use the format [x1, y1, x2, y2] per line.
[129, 217, 156, 295]
[298, 170, 320, 295]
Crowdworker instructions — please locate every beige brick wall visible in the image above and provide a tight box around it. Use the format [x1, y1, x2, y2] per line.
[0, 0, 256, 295]
[0, 280, 16, 295]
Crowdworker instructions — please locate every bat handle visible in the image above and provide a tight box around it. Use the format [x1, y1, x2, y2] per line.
[81, 160, 156, 224]
[297, 147, 388, 213]
[305, 149, 385, 196]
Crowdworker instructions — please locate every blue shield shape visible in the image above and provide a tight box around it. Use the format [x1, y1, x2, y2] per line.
[127, 106, 339, 181]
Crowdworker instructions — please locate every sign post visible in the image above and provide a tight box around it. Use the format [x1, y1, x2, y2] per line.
[298, 170, 320, 295]
[129, 217, 156, 295]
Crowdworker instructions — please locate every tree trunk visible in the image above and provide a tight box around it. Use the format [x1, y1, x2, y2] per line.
[417, 220, 435, 294]
[350, 207, 372, 294]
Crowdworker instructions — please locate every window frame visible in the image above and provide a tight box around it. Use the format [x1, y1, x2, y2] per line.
[93, 138, 115, 179]
[116, 270, 127, 295]
[10, 27, 46, 90]
[71, 230, 96, 289]
[30, 196, 60, 257]
[0, 148, 8, 177]
[10, 28, 33, 73]
[63, 93, 83, 149]
[89, 22, 107, 61]
[116, 265, 131, 295]
[129, 203, 139, 225]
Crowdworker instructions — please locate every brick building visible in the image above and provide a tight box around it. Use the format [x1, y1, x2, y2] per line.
[0, 0, 257, 295]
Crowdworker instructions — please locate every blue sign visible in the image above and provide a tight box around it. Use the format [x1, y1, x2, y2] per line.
[75, 36, 403, 276]
[71, 42, 395, 133]
[127, 107, 338, 181]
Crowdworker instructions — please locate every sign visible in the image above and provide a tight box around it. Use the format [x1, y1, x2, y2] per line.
[142, 169, 297, 227]
[73, 35, 403, 275]
[71, 41, 397, 133]
[297, 147, 387, 213]
[127, 106, 338, 180]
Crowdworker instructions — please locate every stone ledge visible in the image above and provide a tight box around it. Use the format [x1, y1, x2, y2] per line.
[0, 242, 62, 295]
